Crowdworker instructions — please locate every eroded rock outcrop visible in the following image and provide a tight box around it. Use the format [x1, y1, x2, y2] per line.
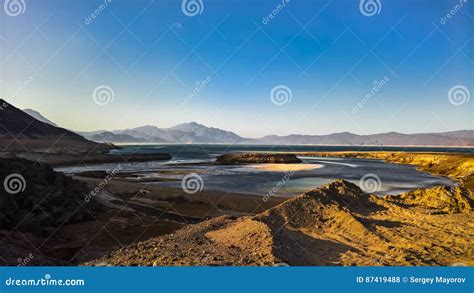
[386, 185, 474, 214]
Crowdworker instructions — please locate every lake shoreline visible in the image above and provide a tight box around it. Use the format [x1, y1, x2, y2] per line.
[2, 150, 472, 266]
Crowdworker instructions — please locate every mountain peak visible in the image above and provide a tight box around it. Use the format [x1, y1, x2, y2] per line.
[22, 109, 58, 127]
[170, 121, 205, 129]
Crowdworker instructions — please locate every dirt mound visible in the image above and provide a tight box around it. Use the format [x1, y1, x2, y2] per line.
[257, 179, 382, 237]
[89, 179, 474, 266]
[386, 185, 474, 214]
[216, 153, 302, 164]
[90, 180, 387, 266]
[0, 158, 99, 235]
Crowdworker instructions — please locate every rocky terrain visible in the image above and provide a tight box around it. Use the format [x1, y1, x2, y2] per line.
[216, 153, 302, 164]
[0, 241, 64, 266]
[0, 157, 106, 265]
[386, 185, 473, 214]
[90, 179, 474, 266]
[0, 158, 99, 235]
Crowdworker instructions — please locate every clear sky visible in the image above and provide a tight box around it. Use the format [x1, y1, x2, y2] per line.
[1, 0, 472, 138]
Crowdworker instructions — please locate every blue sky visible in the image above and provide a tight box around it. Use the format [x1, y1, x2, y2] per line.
[1, 0, 472, 137]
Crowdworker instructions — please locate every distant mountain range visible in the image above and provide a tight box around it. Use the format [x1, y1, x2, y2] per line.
[8, 104, 474, 146]
[255, 131, 474, 146]
[78, 124, 474, 147]
[76, 122, 245, 144]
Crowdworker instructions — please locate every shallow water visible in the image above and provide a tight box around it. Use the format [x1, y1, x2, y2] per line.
[56, 145, 455, 197]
